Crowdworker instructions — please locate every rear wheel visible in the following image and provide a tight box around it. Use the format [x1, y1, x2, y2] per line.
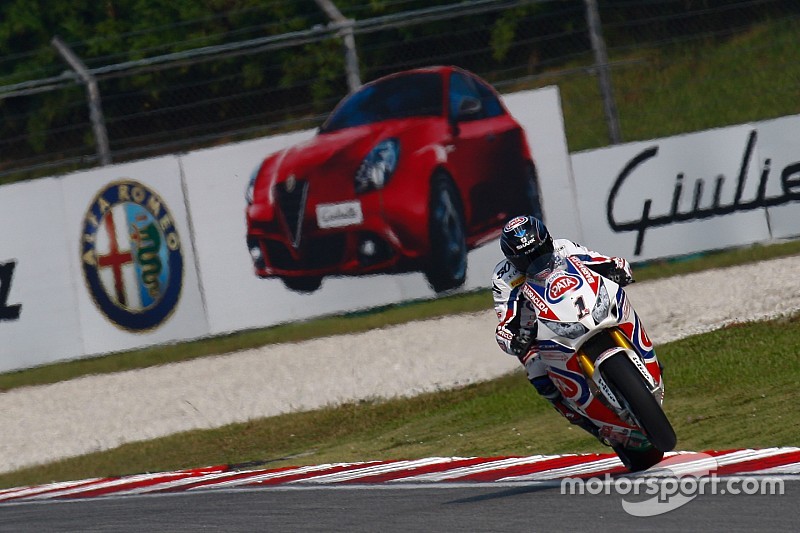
[425, 172, 467, 293]
[601, 354, 677, 453]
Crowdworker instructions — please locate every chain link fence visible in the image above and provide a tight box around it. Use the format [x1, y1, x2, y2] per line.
[1, 0, 799, 184]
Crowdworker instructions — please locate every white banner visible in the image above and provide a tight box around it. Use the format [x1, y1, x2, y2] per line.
[569, 122, 800, 261]
[0, 179, 84, 372]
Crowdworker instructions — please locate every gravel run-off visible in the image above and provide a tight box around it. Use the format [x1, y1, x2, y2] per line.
[1, 255, 798, 474]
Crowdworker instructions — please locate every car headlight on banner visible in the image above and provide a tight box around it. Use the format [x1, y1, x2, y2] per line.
[245, 165, 259, 205]
[355, 138, 399, 193]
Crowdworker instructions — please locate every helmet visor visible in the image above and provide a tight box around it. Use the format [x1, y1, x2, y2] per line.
[527, 250, 556, 279]
[507, 239, 555, 276]
[524, 239, 556, 279]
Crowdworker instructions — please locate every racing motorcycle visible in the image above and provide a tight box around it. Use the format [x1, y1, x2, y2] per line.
[522, 255, 677, 471]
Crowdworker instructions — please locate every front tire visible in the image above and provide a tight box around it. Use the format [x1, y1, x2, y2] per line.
[613, 444, 665, 472]
[424, 172, 467, 293]
[601, 354, 677, 453]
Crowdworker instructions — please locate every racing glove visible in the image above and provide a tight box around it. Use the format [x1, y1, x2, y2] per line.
[510, 326, 536, 357]
[588, 258, 634, 287]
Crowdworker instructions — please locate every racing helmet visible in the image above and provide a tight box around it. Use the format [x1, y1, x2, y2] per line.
[500, 215, 555, 277]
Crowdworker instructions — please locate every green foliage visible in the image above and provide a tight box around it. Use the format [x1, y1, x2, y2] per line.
[490, 6, 530, 62]
[3, 1, 799, 182]
[561, 18, 800, 151]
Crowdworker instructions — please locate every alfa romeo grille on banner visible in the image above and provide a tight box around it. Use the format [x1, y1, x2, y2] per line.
[80, 180, 183, 331]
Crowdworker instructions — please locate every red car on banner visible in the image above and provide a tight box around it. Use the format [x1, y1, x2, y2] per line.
[245, 65, 541, 293]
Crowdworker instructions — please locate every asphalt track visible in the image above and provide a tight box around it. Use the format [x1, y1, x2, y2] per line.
[2, 449, 798, 531]
[1, 479, 797, 532]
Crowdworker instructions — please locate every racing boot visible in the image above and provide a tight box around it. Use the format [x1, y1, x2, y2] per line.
[551, 397, 612, 447]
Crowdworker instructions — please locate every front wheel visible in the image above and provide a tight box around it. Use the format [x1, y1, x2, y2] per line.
[613, 444, 664, 472]
[601, 354, 677, 453]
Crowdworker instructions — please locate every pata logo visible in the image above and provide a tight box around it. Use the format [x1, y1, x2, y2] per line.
[548, 274, 581, 302]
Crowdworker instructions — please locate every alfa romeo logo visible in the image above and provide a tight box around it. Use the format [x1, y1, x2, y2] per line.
[80, 179, 183, 331]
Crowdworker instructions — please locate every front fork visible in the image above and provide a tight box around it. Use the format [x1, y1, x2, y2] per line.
[577, 327, 664, 423]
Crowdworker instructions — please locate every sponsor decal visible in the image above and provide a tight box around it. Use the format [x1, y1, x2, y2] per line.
[522, 283, 547, 313]
[549, 367, 590, 406]
[540, 350, 570, 362]
[547, 274, 582, 303]
[597, 375, 621, 408]
[503, 216, 528, 232]
[496, 327, 514, 341]
[80, 180, 183, 331]
[316, 200, 364, 229]
[522, 282, 558, 320]
[0, 260, 22, 321]
[568, 256, 599, 292]
[496, 261, 513, 278]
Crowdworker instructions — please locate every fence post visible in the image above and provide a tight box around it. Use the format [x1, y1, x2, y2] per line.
[314, 0, 362, 93]
[51, 36, 112, 166]
[584, 0, 622, 144]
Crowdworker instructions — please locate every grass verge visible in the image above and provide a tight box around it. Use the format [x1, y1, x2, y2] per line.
[1, 311, 798, 490]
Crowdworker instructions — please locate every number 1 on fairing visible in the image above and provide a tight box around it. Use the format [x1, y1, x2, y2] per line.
[574, 295, 589, 319]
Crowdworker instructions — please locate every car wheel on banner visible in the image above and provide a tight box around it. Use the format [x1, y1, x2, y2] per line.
[282, 275, 322, 293]
[425, 172, 467, 293]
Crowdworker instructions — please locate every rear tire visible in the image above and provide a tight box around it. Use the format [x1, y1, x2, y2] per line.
[424, 172, 467, 293]
[601, 354, 677, 453]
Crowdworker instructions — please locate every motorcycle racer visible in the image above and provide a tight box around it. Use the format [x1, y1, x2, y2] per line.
[492, 215, 635, 442]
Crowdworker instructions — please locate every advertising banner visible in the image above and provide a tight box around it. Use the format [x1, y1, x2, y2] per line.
[0, 76, 574, 370]
[0, 178, 84, 372]
[571, 124, 779, 262]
